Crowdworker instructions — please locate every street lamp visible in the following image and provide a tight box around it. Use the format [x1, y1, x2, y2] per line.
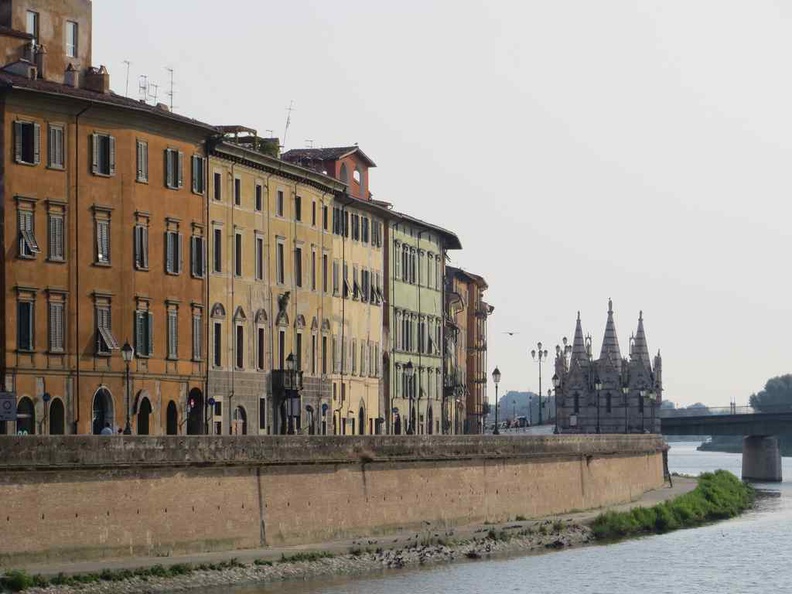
[405, 361, 415, 435]
[552, 373, 560, 434]
[492, 366, 501, 435]
[594, 377, 603, 434]
[531, 343, 549, 425]
[121, 341, 135, 435]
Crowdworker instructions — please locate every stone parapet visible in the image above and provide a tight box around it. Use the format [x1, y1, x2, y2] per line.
[0, 434, 664, 470]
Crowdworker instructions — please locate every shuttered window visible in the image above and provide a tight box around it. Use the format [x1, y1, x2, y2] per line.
[48, 124, 65, 169]
[135, 310, 154, 357]
[192, 156, 205, 194]
[17, 300, 34, 351]
[47, 213, 64, 261]
[18, 209, 40, 258]
[14, 121, 40, 166]
[190, 235, 206, 278]
[48, 301, 65, 353]
[164, 149, 184, 189]
[134, 224, 149, 270]
[136, 140, 149, 182]
[165, 231, 183, 274]
[255, 236, 264, 280]
[167, 309, 178, 359]
[96, 305, 118, 354]
[96, 219, 110, 264]
[91, 133, 115, 176]
[213, 228, 222, 273]
[193, 312, 203, 361]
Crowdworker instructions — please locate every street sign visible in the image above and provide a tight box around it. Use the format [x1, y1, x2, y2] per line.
[0, 392, 16, 422]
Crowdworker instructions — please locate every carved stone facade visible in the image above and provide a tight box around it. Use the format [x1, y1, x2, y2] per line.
[555, 300, 663, 434]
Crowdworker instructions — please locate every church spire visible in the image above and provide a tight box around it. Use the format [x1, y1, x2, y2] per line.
[570, 311, 587, 365]
[632, 310, 651, 367]
[599, 298, 622, 367]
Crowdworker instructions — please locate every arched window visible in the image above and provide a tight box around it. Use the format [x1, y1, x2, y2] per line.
[166, 401, 178, 435]
[16, 397, 35, 435]
[49, 398, 65, 435]
[92, 388, 114, 435]
[353, 167, 362, 184]
[137, 396, 152, 435]
[358, 405, 366, 435]
[233, 406, 247, 435]
[573, 393, 580, 414]
[187, 388, 204, 435]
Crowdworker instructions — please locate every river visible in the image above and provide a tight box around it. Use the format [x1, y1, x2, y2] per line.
[214, 443, 792, 594]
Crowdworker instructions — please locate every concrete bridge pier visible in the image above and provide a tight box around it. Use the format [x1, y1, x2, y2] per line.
[742, 436, 782, 482]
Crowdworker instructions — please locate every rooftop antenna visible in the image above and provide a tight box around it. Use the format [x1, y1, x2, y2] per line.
[148, 83, 159, 105]
[305, 139, 314, 148]
[265, 129, 274, 138]
[165, 67, 175, 111]
[123, 60, 131, 97]
[138, 75, 148, 103]
[282, 100, 295, 149]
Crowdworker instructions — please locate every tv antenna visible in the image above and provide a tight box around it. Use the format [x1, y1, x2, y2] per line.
[282, 100, 295, 149]
[165, 67, 175, 111]
[138, 75, 148, 102]
[148, 83, 159, 105]
[123, 60, 131, 97]
[305, 139, 314, 148]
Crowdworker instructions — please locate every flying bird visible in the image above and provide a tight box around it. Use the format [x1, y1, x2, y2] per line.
[503, 331, 520, 336]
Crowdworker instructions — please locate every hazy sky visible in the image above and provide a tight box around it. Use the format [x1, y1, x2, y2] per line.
[94, 1, 792, 408]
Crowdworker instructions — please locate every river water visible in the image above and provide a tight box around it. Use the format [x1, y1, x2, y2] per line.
[220, 443, 792, 594]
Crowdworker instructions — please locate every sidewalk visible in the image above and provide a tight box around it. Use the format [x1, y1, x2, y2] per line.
[18, 477, 696, 578]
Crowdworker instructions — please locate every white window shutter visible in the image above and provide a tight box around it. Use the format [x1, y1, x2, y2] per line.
[91, 133, 99, 174]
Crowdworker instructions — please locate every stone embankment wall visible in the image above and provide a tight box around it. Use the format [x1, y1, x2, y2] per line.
[0, 435, 665, 564]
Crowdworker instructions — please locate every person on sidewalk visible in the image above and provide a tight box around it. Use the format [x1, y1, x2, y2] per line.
[100, 422, 113, 436]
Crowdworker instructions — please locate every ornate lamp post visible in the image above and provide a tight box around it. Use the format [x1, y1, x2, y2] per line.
[121, 341, 134, 435]
[405, 361, 415, 435]
[492, 366, 501, 435]
[594, 377, 603, 433]
[552, 374, 560, 434]
[531, 343, 548, 425]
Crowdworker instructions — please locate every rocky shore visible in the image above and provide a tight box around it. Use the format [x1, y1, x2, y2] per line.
[16, 520, 593, 594]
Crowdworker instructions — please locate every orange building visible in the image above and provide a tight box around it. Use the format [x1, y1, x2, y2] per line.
[0, 0, 215, 435]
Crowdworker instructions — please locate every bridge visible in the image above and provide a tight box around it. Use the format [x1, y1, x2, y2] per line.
[660, 406, 788, 481]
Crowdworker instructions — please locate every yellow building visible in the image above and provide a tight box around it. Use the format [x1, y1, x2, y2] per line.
[208, 131, 343, 434]
[283, 147, 390, 435]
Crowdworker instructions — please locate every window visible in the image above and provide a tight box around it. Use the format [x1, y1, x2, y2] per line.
[276, 190, 284, 216]
[66, 21, 78, 57]
[343, 263, 350, 298]
[362, 217, 370, 243]
[311, 334, 317, 375]
[352, 266, 360, 300]
[91, 133, 115, 176]
[276, 240, 285, 284]
[332, 260, 339, 295]
[351, 339, 357, 374]
[48, 124, 65, 169]
[255, 236, 264, 280]
[257, 328, 265, 370]
[165, 230, 183, 274]
[351, 214, 360, 241]
[233, 177, 241, 206]
[321, 335, 328, 375]
[213, 321, 222, 367]
[48, 300, 65, 353]
[234, 231, 243, 277]
[18, 209, 40, 258]
[372, 221, 382, 247]
[255, 184, 263, 211]
[167, 306, 178, 359]
[164, 148, 184, 189]
[311, 248, 317, 291]
[190, 234, 206, 278]
[278, 330, 286, 369]
[213, 172, 222, 200]
[295, 195, 302, 221]
[192, 308, 203, 361]
[235, 325, 244, 369]
[323, 205, 329, 230]
[14, 121, 40, 166]
[17, 300, 34, 352]
[96, 303, 119, 355]
[135, 307, 154, 358]
[95, 218, 110, 264]
[322, 254, 329, 293]
[213, 228, 222, 273]
[134, 224, 148, 270]
[294, 246, 303, 288]
[192, 156, 205, 194]
[394, 242, 401, 279]
[312, 201, 317, 226]
[26, 11, 38, 44]
[296, 332, 303, 371]
[136, 140, 148, 182]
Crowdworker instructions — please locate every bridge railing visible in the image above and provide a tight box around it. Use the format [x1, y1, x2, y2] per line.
[659, 405, 792, 418]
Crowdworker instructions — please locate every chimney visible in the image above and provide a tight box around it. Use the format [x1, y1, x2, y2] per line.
[82, 65, 110, 94]
[64, 63, 78, 88]
[34, 44, 46, 79]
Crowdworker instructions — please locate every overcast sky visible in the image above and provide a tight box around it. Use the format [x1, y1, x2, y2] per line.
[94, 1, 792, 408]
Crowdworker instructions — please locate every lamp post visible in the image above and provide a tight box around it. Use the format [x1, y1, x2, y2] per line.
[405, 361, 415, 435]
[492, 366, 501, 435]
[121, 341, 134, 435]
[552, 374, 560, 434]
[531, 343, 548, 425]
[285, 353, 298, 434]
[594, 377, 603, 434]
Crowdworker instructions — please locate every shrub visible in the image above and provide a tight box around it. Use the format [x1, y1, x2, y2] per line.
[1, 570, 34, 592]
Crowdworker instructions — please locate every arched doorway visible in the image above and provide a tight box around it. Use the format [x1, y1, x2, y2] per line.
[358, 406, 366, 435]
[16, 397, 35, 435]
[186, 388, 204, 435]
[137, 397, 152, 435]
[92, 388, 114, 435]
[394, 413, 402, 435]
[166, 401, 178, 435]
[233, 406, 247, 435]
[427, 405, 434, 435]
[49, 398, 65, 435]
[305, 405, 315, 435]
